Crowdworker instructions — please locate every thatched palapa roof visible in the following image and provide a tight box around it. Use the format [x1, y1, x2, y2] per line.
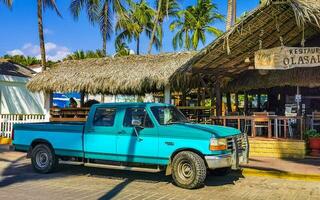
[27, 52, 197, 94]
[176, 0, 320, 86]
[225, 67, 320, 92]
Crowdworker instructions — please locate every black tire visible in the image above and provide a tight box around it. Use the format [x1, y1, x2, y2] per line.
[172, 151, 207, 189]
[210, 167, 231, 176]
[31, 144, 59, 173]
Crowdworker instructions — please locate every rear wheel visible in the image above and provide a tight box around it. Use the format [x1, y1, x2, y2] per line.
[172, 151, 206, 189]
[31, 144, 58, 173]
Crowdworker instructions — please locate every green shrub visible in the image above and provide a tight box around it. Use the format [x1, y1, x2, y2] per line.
[305, 129, 320, 138]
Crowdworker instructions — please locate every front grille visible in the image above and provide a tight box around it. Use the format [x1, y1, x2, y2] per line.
[227, 133, 248, 152]
[227, 137, 233, 150]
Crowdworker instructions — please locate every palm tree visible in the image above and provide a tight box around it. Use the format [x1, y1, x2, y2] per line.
[70, 0, 128, 56]
[64, 50, 105, 60]
[1, 0, 12, 8]
[226, 0, 236, 30]
[37, 0, 61, 70]
[170, 0, 223, 50]
[147, 0, 178, 54]
[114, 41, 130, 57]
[115, 0, 156, 55]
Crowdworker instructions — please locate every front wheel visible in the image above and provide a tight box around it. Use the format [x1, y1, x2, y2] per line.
[31, 144, 59, 173]
[172, 151, 207, 189]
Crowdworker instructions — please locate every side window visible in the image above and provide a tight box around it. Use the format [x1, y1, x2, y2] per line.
[123, 108, 153, 128]
[93, 108, 117, 126]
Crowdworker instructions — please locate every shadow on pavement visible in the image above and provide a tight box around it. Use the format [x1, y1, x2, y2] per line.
[0, 157, 244, 198]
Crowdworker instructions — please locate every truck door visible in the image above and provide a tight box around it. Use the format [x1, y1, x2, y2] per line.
[116, 107, 159, 164]
[84, 107, 119, 160]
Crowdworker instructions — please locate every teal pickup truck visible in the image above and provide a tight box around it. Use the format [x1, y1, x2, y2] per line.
[13, 103, 249, 189]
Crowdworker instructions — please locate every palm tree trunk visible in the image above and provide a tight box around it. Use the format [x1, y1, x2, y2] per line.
[102, 2, 108, 56]
[37, 0, 46, 70]
[136, 35, 140, 55]
[147, 0, 162, 54]
[226, 0, 236, 31]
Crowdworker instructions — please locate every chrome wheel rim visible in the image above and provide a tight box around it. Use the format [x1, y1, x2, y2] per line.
[35, 150, 49, 169]
[178, 160, 194, 181]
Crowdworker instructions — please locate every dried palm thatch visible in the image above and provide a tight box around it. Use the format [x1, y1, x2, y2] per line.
[27, 52, 197, 94]
[177, 0, 320, 85]
[225, 67, 320, 92]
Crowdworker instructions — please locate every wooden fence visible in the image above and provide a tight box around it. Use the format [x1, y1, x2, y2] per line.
[0, 114, 47, 138]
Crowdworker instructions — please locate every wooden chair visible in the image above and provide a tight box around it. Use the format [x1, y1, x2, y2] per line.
[252, 112, 272, 138]
[311, 112, 320, 130]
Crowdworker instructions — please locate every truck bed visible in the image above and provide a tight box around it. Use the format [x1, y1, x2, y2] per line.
[13, 122, 85, 157]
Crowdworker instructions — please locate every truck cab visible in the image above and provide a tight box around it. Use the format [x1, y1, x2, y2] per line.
[13, 103, 249, 189]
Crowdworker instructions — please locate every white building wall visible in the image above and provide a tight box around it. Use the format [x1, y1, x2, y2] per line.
[0, 75, 45, 114]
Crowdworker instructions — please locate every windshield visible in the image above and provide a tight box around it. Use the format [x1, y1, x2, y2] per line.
[151, 106, 188, 125]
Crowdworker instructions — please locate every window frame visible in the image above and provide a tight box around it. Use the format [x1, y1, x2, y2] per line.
[92, 107, 117, 127]
[123, 107, 154, 128]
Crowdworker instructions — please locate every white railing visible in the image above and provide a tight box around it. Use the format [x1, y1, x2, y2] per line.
[0, 114, 47, 138]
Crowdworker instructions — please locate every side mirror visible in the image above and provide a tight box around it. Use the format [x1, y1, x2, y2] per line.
[131, 119, 142, 127]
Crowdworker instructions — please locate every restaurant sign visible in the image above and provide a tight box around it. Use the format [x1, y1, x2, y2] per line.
[255, 47, 320, 70]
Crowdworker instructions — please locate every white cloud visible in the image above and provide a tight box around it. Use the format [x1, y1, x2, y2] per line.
[6, 49, 24, 56]
[6, 42, 71, 61]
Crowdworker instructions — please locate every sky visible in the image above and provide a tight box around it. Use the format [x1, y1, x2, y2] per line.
[0, 0, 260, 61]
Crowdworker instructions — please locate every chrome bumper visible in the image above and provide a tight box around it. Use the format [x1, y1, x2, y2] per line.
[205, 154, 232, 169]
[206, 132, 250, 170]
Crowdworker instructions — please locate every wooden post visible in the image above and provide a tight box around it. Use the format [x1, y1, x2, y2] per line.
[215, 83, 222, 116]
[181, 90, 187, 106]
[257, 93, 261, 111]
[44, 92, 53, 120]
[101, 94, 105, 103]
[226, 93, 232, 113]
[197, 86, 201, 106]
[164, 84, 171, 104]
[235, 93, 239, 112]
[210, 87, 215, 117]
[296, 86, 301, 116]
[80, 91, 85, 107]
[244, 92, 248, 115]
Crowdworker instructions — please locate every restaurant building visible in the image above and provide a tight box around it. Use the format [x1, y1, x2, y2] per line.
[171, 0, 320, 158]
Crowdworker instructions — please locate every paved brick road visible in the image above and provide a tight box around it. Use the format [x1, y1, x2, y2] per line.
[0, 151, 319, 200]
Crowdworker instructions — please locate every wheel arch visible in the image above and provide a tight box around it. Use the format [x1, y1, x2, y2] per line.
[170, 148, 205, 161]
[27, 139, 54, 158]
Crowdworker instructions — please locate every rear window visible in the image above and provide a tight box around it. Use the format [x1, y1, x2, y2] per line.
[93, 108, 117, 126]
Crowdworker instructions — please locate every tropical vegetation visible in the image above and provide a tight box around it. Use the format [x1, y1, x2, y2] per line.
[1, 54, 57, 67]
[169, 0, 223, 50]
[115, 0, 156, 55]
[70, 0, 129, 56]
[1, 0, 12, 8]
[2, 0, 227, 64]
[64, 50, 105, 60]
[36, 0, 61, 70]
[2, 54, 41, 66]
[147, 0, 179, 53]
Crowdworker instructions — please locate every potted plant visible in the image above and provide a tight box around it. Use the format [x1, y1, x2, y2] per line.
[305, 129, 320, 156]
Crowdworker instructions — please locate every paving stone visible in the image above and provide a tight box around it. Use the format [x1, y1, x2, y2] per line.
[1, 151, 320, 200]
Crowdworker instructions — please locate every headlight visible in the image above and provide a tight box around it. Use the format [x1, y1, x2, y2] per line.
[209, 138, 227, 151]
